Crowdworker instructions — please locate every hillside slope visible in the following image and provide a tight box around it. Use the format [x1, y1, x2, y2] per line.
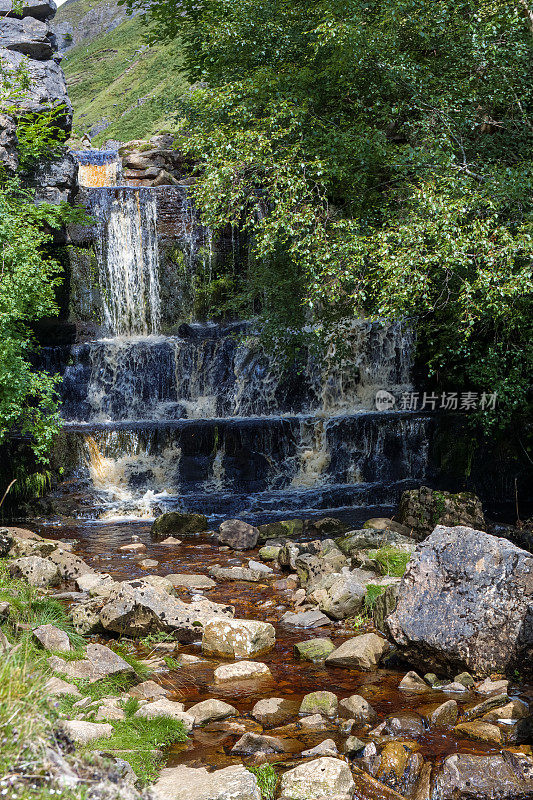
[56, 1, 187, 143]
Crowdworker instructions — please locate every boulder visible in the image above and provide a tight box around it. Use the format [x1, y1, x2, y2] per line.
[308, 571, 367, 619]
[98, 580, 233, 639]
[129, 680, 170, 700]
[0, 0, 57, 20]
[483, 698, 529, 722]
[421, 699, 458, 728]
[338, 694, 377, 723]
[302, 739, 338, 757]
[152, 765, 260, 800]
[151, 512, 208, 540]
[48, 643, 134, 683]
[187, 699, 237, 726]
[45, 677, 81, 697]
[26, 149, 78, 204]
[209, 565, 262, 583]
[299, 691, 338, 718]
[434, 753, 533, 799]
[33, 623, 70, 652]
[257, 519, 304, 542]
[47, 547, 93, 580]
[9, 555, 60, 587]
[213, 660, 271, 683]
[202, 618, 275, 658]
[75, 572, 114, 592]
[336, 529, 415, 556]
[134, 700, 194, 731]
[398, 671, 431, 692]
[231, 732, 286, 755]
[141, 575, 174, 594]
[218, 519, 259, 550]
[293, 638, 335, 661]
[279, 757, 355, 800]
[95, 698, 125, 722]
[251, 697, 297, 727]
[454, 720, 502, 744]
[325, 633, 390, 670]
[60, 720, 113, 745]
[386, 526, 533, 677]
[0, 16, 54, 59]
[371, 582, 400, 633]
[397, 486, 485, 539]
[306, 518, 349, 537]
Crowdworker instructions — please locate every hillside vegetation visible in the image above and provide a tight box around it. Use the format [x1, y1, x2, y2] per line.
[58, 3, 187, 144]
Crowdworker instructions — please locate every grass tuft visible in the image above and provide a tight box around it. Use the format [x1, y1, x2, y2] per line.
[247, 765, 278, 800]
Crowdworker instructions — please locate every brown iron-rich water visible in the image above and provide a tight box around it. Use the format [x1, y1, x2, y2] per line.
[35, 520, 532, 775]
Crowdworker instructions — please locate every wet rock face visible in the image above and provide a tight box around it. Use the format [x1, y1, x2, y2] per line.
[386, 526, 533, 677]
[151, 512, 208, 539]
[397, 485, 485, 539]
[118, 135, 192, 188]
[435, 753, 533, 799]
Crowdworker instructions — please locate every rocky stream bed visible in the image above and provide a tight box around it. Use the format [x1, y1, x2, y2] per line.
[1, 503, 532, 800]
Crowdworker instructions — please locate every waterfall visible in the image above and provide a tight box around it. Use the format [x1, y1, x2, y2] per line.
[89, 188, 161, 336]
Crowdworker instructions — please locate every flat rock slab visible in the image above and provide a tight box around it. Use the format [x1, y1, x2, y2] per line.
[279, 757, 355, 800]
[281, 610, 330, 627]
[252, 697, 298, 727]
[60, 720, 113, 745]
[45, 677, 82, 698]
[166, 574, 216, 589]
[152, 764, 261, 800]
[48, 643, 134, 683]
[134, 700, 194, 731]
[214, 660, 272, 683]
[33, 623, 70, 652]
[129, 680, 171, 700]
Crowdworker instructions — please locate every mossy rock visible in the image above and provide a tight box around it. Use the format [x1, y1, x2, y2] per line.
[257, 519, 304, 542]
[293, 638, 335, 662]
[151, 512, 208, 540]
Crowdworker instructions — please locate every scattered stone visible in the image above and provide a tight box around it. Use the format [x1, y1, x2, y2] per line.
[251, 697, 298, 727]
[302, 739, 338, 757]
[363, 518, 412, 536]
[213, 660, 271, 683]
[325, 633, 389, 669]
[152, 764, 260, 800]
[300, 714, 331, 730]
[45, 677, 82, 698]
[134, 700, 194, 731]
[187, 700, 238, 725]
[476, 677, 509, 694]
[299, 691, 338, 718]
[209, 565, 262, 582]
[33, 623, 70, 652]
[9, 556, 59, 587]
[258, 545, 282, 561]
[151, 512, 208, 540]
[141, 575, 174, 594]
[455, 720, 503, 743]
[232, 732, 286, 755]
[119, 542, 147, 553]
[95, 698, 125, 722]
[344, 736, 366, 755]
[202, 618, 275, 658]
[464, 693, 509, 720]
[455, 671, 475, 688]
[434, 754, 533, 800]
[128, 680, 170, 700]
[424, 673, 439, 686]
[75, 572, 114, 592]
[257, 519, 304, 542]
[60, 720, 113, 745]
[309, 571, 367, 619]
[47, 548, 94, 581]
[166, 573, 216, 590]
[248, 559, 273, 574]
[293, 638, 335, 661]
[307, 518, 349, 537]
[159, 537, 183, 545]
[138, 558, 159, 568]
[279, 757, 355, 800]
[218, 519, 259, 550]
[371, 582, 401, 633]
[48, 643, 134, 683]
[338, 694, 377, 723]
[187, 699, 238, 725]
[483, 699, 529, 722]
[282, 609, 329, 627]
[398, 671, 431, 692]
[397, 486, 485, 539]
[422, 700, 458, 728]
[386, 526, 533, 677]
[441, 681, 469, 693]
[383, 710, 425, 738]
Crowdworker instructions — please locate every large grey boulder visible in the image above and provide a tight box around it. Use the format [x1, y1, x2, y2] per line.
[9, 555, 60, 587]
[152, 765, 261, 800]
[0, 17, 55, 59]
[279, 757, 355, 800]
[0, 50, 72, 130]
[0, 0, 57, 21]
[218, 519, 259, 550]
[386, 526, 533, 677]
[434, 753, 533, 799]
[397, 486, 485, 539]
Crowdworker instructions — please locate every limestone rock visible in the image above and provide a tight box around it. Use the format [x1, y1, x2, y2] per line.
[434, 753, 533, 800]
[218, 519, 259, 550]
[483, 698, 529, 722]
[344, 736, 366, 754]
[398, 671, 431, 692]
[33, 623, 70, 652]
[302, 739, 338, 757]
[325, 633, 390, 670]
[294, 638, 335, 661]
[0, 50, 72, 129]
[128, 680, 170, 700]
[166, 573, 216, 590]
[338, 694, 377, 723]
[134, 700, 194, 731]
[299, 691, 338, 718]
[47, 547, 93, 580]
[454, 720, 502, 743]
[279, 757, 355, 800]
[422, 699, 458, 728]
[95, 698, 125, 722]
[0, 0, 57, 20]
[202, 618, 275, 658]
[257, 519, 304, 542]
[45, 677, 81, 697]
[141, 575, 174, 594]
[209, 565, 262, 583]
[386, 526, 533, 677]
[187, 699, 238, 725]
[151, 512, 208, 540]
[0, 114, 17, 172]
[60, 720, 113, 745]
[251, 697, 297, 727]
[0, 17, 54, 59]
[152, 764, 261, 800]
[75, 572, 114, 592]
[476, 677, 509, 694]
[48, 643, 134, 683]
[363, 518, 412, 536]
[26, 149, 77, 204]
[281, 609, 329, 627]
[213, 660, 271, 683]
[397, 486, 485, 539]
[371, 582, 400, 634]
[308, 571, 366, 619]
[231, 732, 286, 755]
[9, 555, 60, 587]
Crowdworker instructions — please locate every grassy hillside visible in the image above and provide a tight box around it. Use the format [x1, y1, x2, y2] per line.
[59, 10, 187, 144]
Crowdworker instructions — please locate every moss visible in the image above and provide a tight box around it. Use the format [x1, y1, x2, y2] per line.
[367, 547, 411, 577]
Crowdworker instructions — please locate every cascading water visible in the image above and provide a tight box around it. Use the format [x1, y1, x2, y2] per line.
[42, 169, 434, 523]
[88, 188, 161, 336]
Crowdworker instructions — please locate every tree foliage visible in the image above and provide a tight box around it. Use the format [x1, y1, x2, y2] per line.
[129, 0, 532, 442]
